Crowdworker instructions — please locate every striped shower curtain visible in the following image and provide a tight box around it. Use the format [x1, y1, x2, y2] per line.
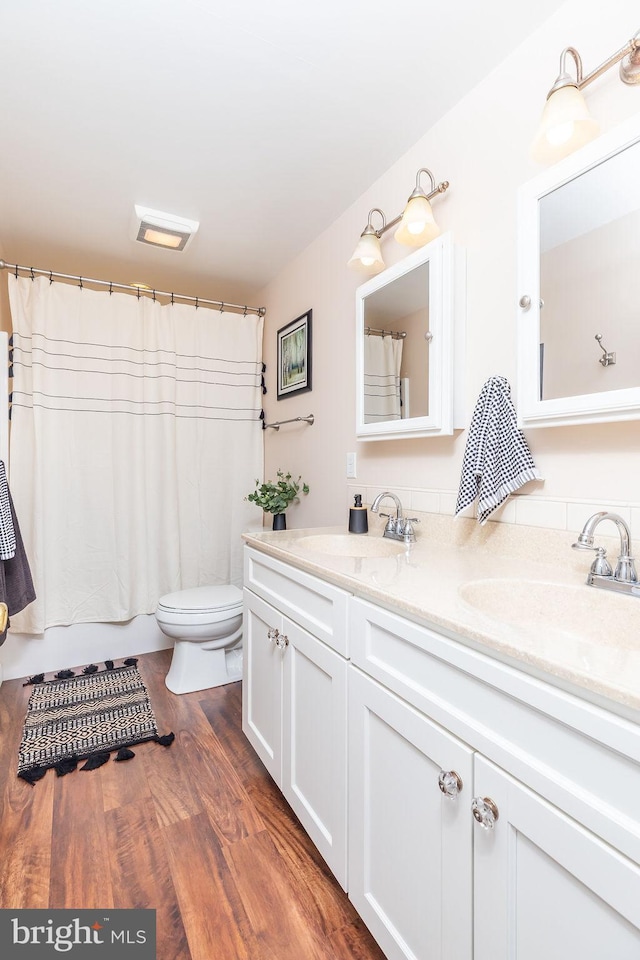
[8, 275, 263, 634]
[363, 334, 403, 423]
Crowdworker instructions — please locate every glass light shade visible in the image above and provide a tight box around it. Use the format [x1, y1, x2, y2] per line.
[347, 232, 385, 273]
[530, 84, 599, 164]
[394, 195, 440, 247]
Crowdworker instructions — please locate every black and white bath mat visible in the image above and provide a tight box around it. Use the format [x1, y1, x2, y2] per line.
[18, 659, 174, 784]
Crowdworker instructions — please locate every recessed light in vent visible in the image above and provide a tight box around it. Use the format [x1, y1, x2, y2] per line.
[132, 205, 199, 252]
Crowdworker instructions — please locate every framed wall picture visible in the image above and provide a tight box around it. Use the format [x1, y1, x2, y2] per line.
[277, 309, 312, 400]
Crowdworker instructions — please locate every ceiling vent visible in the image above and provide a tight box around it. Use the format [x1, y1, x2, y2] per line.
[132, 205, 199, 252]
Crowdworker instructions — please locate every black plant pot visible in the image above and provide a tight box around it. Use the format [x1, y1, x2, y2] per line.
[272, 513, 286, 531]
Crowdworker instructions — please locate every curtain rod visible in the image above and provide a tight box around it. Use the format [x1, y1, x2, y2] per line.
[364, 325, 406, 339]
[0, 260, 266, 317]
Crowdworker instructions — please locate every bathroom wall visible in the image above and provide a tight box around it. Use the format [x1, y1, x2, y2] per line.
[258, 0, 640, 537]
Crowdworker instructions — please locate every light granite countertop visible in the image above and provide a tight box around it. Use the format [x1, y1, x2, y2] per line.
[243, 513, 640, 721]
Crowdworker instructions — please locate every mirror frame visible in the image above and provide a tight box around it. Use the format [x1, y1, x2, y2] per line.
[355, 232, 464, 441]
[517, 111, 640, 429]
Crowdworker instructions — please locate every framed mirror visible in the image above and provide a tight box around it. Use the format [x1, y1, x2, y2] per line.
[517, 112, 640, 428]
[355, 233, 464, 440]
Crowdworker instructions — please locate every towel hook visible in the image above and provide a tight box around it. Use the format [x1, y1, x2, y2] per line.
[595, 333, 616, 367]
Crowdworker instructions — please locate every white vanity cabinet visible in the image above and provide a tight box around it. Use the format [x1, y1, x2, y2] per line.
[242, 547, 350, 888]
[241, 544, 640, 959]
[349, 597, 640, 960]
[348, 665, 474, 960]
[474, 755, 640, 960]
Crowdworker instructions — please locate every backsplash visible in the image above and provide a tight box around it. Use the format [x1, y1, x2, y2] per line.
[347, 483, 640, 541]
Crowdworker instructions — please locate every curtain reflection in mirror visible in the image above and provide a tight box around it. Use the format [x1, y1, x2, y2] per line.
[363, 333, 403, 422]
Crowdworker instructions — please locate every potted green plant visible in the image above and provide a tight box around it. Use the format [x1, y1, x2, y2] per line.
[246, 470, 309, 530]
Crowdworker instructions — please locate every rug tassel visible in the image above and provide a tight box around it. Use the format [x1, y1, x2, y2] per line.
[80, 752, 110, 771]
[114, 747, 135, 761]
[82, 664, 99, 674]
[105, 660, 114, 670]
[55, 669, 75, 679]
[18, 767, 48, 785]
[155, 732, 175, 747]
[123, 657, 138, 666]
[23, 673, 44, 686]
[55, 757, 79, 777]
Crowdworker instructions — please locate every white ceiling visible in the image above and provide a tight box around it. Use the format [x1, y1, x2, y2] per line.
[0, 0, 565, 304]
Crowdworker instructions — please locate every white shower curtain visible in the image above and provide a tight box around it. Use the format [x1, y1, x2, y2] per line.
[363, 334, 403, 423]
[8, 276, 264, 634]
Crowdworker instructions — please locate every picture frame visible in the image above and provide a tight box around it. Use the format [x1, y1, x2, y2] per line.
[276, 309, 312, 400]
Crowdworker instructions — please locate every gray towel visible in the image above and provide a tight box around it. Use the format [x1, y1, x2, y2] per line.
[0, 487, 36, 644]
[455, 376, 541, 524]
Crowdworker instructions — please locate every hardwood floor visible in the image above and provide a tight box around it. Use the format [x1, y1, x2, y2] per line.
[0, 649, 386, 960]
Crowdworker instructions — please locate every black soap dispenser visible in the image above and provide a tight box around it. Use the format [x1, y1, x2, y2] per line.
[349, 494, 368, 534]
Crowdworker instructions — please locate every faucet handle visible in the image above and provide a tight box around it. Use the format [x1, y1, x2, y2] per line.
[590, 547, 613, 577]
[379, 513, 397, 534]
[402, 518, 419, 542]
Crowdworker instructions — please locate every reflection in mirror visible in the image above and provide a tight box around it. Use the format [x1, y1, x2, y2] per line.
[539, 138, 640, 402]
[362, 262, 430, 423]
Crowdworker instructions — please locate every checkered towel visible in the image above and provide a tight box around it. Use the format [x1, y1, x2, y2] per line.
[0, 461, 16, 559]
[455, 376, 541, 525]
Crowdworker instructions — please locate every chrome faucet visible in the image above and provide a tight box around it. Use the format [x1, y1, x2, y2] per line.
[572, 511, 639, 597]
[370, 491, 419, 544]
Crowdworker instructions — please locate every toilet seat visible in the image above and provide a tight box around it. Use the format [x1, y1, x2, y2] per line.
[157, 584, 243, 620]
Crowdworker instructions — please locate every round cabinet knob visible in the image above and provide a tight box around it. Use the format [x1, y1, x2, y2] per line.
[519, 295, 531, 310]
[471, 796, 499, 830]
[275, 633, 289, 650]
[438, 769, 463, 798]
[267, 627, 279, 643]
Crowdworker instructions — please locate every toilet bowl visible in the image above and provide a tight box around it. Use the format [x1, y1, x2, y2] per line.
[155, 584, 243, 694]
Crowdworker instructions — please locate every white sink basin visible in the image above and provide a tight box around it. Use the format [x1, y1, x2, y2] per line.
[295, 534, 406, 559]
[459, 577, 639, 650]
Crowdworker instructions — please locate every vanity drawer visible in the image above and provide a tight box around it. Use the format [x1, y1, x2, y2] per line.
[244, 547, 350, 656]
[350, 597, 640, 864]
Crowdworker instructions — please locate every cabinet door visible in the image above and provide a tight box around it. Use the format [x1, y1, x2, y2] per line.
[282, 618, 348, 890]
[473, 755, 640, 960]
[242, 589, 283, 786]
[348, 667, 474, 960]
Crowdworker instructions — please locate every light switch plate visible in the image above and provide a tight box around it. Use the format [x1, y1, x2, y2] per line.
[346, 452, 357, 478]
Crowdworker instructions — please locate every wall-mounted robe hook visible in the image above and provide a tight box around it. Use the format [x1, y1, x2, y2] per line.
[595, 334, 616, 367]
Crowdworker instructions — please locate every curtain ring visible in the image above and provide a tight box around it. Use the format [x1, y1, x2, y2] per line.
[14, 264, 18, 279]
[30, 267, 35, 281]
[152, 289, 156, 302]
[219, 301, 225, 313]
[49, 271, 53, 285]
[79, 277, 83, 290]
[195, 296, 199, 309]
[109, 281, 113, 295]
[136, 286, 141, 299]
[171, 292, 174, 305]
[243, 306, 248, 316]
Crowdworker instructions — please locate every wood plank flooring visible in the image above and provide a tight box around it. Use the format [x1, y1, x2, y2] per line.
[0, 649, 386, 960]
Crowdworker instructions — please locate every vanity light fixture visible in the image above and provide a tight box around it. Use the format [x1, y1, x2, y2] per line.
[347, 208, 387, 274]
[531, 29, 640, 165]
[394, 168, 442, 247]
[347, 167, 449, 274]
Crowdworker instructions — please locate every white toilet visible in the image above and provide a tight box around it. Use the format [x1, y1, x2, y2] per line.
[155, 584, 244, 694]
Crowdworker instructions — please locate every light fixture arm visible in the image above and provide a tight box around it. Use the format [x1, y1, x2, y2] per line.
[376, 175, 449, 235]
[548, 31, 640, 97]
[549, 47, 583, 94]
[580, 33, 640, 89]
[362, 207, 387, 238]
